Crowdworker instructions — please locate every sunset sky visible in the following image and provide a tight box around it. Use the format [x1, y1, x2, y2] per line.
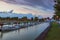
[0, 0, 55, 18]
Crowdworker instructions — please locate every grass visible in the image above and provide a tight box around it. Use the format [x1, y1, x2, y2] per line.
[45, 22, 60, 40]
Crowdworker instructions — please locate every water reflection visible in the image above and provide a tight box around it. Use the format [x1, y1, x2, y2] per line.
[0, 22, 49, 40]
[0, 32, 3, 38]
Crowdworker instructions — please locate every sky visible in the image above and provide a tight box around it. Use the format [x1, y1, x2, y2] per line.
[0, 0, 55, 18]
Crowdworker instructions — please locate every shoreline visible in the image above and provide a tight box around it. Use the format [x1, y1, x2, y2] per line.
[35, 23, 51, 40]
[0, 22, 41, 32]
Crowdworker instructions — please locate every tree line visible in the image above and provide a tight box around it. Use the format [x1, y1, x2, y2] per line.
[0, 16, 50, 22]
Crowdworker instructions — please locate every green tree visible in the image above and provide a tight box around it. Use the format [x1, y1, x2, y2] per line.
[11, 17, 18, 20]
[34, 17, 38, 21]
[21, 16, 27, 21]
[53, 0, 60, 19]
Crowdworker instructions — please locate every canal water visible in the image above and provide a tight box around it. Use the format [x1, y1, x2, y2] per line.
[0, 22, 50, 40]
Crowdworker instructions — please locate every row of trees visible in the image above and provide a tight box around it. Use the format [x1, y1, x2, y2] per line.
[0, 16, 49, 22]
[0, 16, 39, 22]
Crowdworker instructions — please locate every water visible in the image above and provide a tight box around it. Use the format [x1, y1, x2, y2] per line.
[0, 22, 50, 40]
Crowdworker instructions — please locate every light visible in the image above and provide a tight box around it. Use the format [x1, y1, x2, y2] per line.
[56, 16, 58, 18]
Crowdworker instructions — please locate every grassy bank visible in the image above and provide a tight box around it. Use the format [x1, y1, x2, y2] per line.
[45, 22, 60, 40]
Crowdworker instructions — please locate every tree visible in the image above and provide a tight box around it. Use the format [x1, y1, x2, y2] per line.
[11, 17, 18, 20]
[34, 17, 38, 21]
[21, 16, 27, 21]
[53, 0, 60, 19]
[31, 17, 33, 21]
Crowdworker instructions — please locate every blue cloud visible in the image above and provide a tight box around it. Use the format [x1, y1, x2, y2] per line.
[1, 0, 55, 10]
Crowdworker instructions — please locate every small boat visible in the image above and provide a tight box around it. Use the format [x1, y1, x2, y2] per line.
[0, 24, 21, 31]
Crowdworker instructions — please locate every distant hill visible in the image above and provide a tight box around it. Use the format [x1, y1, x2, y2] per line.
[0, 12, 43, 19]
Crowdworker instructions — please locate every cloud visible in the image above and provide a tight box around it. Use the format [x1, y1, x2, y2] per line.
[0, 0, 55, 9]
[0, 0, 55, 18]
